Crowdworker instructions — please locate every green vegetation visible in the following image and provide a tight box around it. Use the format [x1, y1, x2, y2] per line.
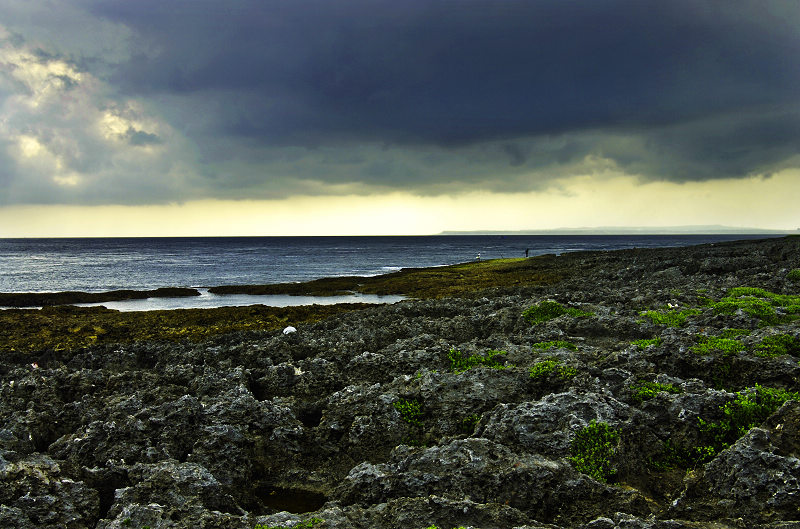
[255, 518, 324, 529]
[632, 337, 662, 348]
[532, 340, 578, 351]
[215, 254, 562, 299]
[0, 304, 364, 354]
[689, 330, 758, 388]
[640, 308, 701, 327]
[710, 358, 734, 390]
[695, 385, 800, 465]
[719, 328, 751, 339]
[529, 358, 577, 380]
[424, 526, 468, 529]
[648, 439, 686, 471]
[630, 381, 681, 403]
[708, 287, 800, 325]
[394, 398, 424, 427]
[523, 300, 593, 324]
[691, 336, 745, 356]
[569, 420, 620, 483]
[448, 348, 509, 373]
[649, 438, 718, 472]
[754, 334, 800, 358]
[459, 413, 481, 434]
[787, 268, 800, 281]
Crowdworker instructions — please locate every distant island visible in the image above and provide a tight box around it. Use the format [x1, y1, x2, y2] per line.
[440, 225, 797, 235]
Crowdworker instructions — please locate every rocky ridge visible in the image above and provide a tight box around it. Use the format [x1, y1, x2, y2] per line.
[1, 236, 800, 528]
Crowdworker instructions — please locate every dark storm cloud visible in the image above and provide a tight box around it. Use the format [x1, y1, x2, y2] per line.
[1, 0, 798, 206]
[82, 0, 800, 184]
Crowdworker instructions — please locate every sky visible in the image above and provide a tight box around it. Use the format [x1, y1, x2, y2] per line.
[0, 0, 799, 236]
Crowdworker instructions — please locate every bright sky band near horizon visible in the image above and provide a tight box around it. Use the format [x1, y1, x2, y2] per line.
[1, 1, 799, 236]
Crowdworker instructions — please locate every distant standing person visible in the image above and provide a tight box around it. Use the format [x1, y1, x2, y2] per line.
[525, 248, 529, 257]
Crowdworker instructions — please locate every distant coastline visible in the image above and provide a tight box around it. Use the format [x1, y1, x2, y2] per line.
[440, 225, 797, 235]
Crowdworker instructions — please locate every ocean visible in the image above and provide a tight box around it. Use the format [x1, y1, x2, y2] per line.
[0, 235, 778, 310]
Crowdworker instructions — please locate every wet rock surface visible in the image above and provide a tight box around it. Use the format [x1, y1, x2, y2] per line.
[1, 236, 800, 528]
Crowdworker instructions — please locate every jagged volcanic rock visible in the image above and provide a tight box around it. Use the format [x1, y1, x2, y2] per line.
[1, 236, 799, 528]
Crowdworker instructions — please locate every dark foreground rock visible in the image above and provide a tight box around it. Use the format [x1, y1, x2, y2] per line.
[2, 236, 800, 528]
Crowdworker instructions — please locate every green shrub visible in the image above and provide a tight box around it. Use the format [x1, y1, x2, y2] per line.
[532, 340, 578, 351]
[649, 385, 800, 470]
[691, 336, 745, 356]
[709, 287, 800, 324]
[569, 420, 619, 483]
[630, 381, 681, 403]
[448, 348, 509, 373]
[754, 334, 800, 358]
[649, 438, 726, 472]
[640, 308, 701, 327]
[529, 358, 577, 380]
[788, 268, 800, 281]
[523, 300, 593, 324]
[696, 384, 800, 464]
[631, 337, 662, 348]
[393, 398, 424, 427]
[711, 298, 778, 323]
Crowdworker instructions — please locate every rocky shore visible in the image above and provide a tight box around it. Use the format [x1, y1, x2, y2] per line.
[2, 236, 800, 529]
[0, 288, 202, 308]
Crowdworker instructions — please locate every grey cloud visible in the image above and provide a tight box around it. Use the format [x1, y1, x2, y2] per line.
[87, 0, 799, 181]
[0, 0, 798, 206]
[502, 144, 527, 168]
[605, 108, 800, 182]
[125, 128, 162, 146]
[0, 30, 200, 206]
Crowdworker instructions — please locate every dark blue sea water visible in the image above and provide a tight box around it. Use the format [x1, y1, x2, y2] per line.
[0, 235, 778, 310]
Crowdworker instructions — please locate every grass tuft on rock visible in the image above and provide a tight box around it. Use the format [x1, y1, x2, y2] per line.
[631, 337, 662, 348]
[532, 340, 578, 351]
[640, 308, 701, 327]
[754, 334, 800, 358]
[695, 384, 800, 465]
[569, 420, 620, 483]
[523, 300, 593, 324]
[393, 398, 425, 427]
[691, 336, 745, 356]
[529, 358, 577, 380]
[448, 348, 509, 373]
[719, 328, 751, 339]
[708, 287, 800, 325]
[458, 414, 481, 435]
[630, 381, 682, 403]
